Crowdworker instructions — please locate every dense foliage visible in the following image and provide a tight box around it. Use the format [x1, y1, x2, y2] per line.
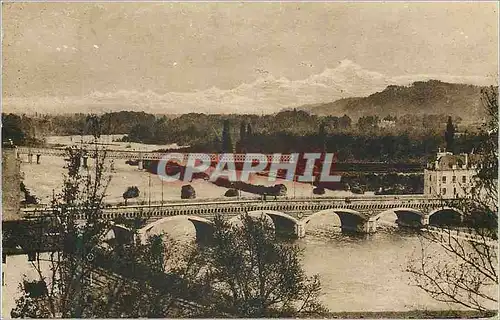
[122, 186, 140, 205]
[192, 214, 327, 317]
[1, 113, 43, 146]
[2, 109, 484, 164]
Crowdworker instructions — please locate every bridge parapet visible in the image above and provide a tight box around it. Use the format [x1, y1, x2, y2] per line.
[21, 196, 449, 223]
[20, 196, 466, 239]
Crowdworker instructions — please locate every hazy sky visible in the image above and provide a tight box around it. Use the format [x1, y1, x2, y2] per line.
[2, 2, 498, 114]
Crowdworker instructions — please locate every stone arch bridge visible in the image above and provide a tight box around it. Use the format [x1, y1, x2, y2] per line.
[23, 195, 464, 241]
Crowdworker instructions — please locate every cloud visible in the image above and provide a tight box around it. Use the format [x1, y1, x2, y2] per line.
[3, 60, 497, 115]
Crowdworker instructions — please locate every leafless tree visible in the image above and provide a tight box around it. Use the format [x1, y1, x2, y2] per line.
[10, 141, 112, 317]
[9, 132, 204, 318]
[407, 86, 498, 312]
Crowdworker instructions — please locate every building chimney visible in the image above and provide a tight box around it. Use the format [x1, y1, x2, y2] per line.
[465, 153, 468, 168]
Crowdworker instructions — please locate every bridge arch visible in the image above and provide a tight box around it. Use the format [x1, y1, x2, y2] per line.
[229, 211, 274, 227]
[428, 207, 463, 227]
[140, 215, 214, 244]
[247, 210, 299, 225]
[229, 210, 299, 238]
[102, 223, 135, 248]
[111, 224, 134, 243]
[303, 209, 367, 233]
[373, 208, 425, 228]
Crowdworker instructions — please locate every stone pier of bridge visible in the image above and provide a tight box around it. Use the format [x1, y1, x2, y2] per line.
[363, 217, 379, 233]
[421, 216, 429, 225]
[25, 153, 42, 164]
[295, 223, 306, 238]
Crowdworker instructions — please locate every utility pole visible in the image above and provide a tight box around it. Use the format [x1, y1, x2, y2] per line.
[161, 178, 164, 206]
[148, 172, 151, 207]
[80, 130, 83, 150]
[293, 175, 296, 199]
[311, 179, 314, 199]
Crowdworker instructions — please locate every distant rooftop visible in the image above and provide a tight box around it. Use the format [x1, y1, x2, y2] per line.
[427, 148, 482, 170]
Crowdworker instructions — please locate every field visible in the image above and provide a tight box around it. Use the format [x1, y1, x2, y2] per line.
[22, 135, 363, 206]
[21, 154, 362, 206]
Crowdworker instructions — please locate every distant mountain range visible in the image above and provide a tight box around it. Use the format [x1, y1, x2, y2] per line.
[3, 60, 495, 116]
[299, 80, 490, 123]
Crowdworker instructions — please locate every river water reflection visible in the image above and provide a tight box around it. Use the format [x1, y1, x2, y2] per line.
[299, 216, 438, 311]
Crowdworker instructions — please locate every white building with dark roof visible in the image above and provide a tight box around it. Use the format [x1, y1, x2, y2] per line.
[424, 148, 482, 199]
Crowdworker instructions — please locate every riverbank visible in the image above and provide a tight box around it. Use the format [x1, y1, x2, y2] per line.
[324, 310, 497, 319]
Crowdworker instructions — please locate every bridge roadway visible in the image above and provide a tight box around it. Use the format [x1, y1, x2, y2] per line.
[16, 147, 292, 162]
[21, 195, 462, 238]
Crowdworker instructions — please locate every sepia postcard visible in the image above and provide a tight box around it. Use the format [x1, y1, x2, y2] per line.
[1, 2, 498, 319]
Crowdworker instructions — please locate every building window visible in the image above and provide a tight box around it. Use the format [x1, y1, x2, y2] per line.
[442, 176, 446, 183]
[2, 272, 4, 286]
[453, 188, 457, 195]
[2, 253, 6, 264]
[429, 187, 432, 194]
[429, 175, 432, 181]
[452, 176, 456, 183]
[442, 188, 446, 195]
[462, 176, 466, 183]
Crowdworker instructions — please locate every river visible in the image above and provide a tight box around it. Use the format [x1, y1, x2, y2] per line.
[299, 218, 441, 311]
[159, 216, 459, 312]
